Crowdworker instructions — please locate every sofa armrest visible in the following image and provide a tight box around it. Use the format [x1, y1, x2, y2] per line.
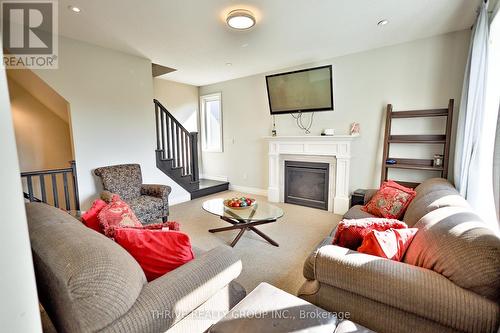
[363, 189, 377, 204]
[108, 245, 243, 332]
[308, 245, 499, 332]
[141, 184, 172, 200]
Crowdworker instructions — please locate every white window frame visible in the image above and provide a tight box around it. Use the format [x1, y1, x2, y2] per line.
[200, 92, 223, 152]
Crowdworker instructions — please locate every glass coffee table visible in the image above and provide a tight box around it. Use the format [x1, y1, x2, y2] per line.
[202, 198, 284, 247]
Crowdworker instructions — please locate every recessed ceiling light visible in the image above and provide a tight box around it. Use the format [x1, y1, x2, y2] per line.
[225, 63, 232, 66]
[226, 9, 256, 30]
[68, 5, 81, 13]
[377, 19, 389, 27]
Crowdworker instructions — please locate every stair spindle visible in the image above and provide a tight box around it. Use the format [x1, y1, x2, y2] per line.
[153, 99, 200, 190]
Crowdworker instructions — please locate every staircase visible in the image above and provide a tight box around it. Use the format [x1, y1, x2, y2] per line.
[154, 99, 229, 199]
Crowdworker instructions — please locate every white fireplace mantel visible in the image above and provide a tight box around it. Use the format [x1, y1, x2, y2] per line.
[265, 135, 359, 214]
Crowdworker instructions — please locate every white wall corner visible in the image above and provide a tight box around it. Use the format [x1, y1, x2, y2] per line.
[169, 192, 192, 206]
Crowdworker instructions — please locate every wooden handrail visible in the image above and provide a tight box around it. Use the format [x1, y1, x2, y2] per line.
[154, 99, 191, 136]
[154, 99, 199, 182]
[21, 160, 80, 211]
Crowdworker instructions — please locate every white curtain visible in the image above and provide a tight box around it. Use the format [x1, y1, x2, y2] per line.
[454, 0, 499, 230]
[492, 2, 500, 223]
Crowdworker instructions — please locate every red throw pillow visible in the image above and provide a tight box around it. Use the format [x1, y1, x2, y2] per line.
[333, 218, 408, 250]
[362, 180, 416, 219]
[98, 195, 142, 238]
[127, 221, 180, 231]
[114, 228, 195, 281]
[81, 199, 107, 233]
[358, 228, 418, 261]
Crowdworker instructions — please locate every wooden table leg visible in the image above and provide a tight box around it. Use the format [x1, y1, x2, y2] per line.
[209, 224, 244, 233]
[209, 217, 279, 247]
[230, 228, 247, 247]
[249, 226, 279, 247]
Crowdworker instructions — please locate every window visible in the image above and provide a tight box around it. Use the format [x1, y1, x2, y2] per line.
[200, 93, 223, 152]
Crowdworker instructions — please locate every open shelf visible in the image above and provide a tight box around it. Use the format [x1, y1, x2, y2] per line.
[381, 99, 453, 187]
[386, 158, 443, 171]
[385, 163, 444, 171]
[388, 135, 446, 144]
[394, 181, 420, 189]
[391, 108, 449, 118]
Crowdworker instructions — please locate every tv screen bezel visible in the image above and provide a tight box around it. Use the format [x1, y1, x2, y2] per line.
[265, 64, 334, 115]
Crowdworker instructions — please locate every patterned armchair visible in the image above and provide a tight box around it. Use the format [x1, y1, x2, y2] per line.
[94, 164, 171, 224]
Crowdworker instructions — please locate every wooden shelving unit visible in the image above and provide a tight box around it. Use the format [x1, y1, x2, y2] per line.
[380, 99, 454, 188]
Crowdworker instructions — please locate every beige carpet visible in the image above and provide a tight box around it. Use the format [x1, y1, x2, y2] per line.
[169, 190, 342, 295]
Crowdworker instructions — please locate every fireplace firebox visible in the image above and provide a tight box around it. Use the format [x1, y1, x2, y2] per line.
[284, 161, 329, 210]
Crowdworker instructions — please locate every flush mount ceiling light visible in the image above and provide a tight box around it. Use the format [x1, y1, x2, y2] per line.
[226, 9, 256, 30]
[377, 19, 389, 27]
[68, 5, 81, 13]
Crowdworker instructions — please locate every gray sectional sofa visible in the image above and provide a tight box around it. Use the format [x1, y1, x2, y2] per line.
[298, 178, 500, 333]
[26, 202, 246, 333]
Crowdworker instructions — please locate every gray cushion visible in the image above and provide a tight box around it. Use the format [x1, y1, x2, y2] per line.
[209, 282, 338, 333]
[26, 203, 147, 332]
[404, 206, 500, 302]
[128, 195, 163, 222]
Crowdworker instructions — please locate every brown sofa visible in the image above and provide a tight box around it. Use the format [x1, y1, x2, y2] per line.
[298, 178, 500, 333]
[26, 202, 246, 333]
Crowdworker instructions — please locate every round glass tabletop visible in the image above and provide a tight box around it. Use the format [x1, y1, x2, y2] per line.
[202, 198, 284, 222]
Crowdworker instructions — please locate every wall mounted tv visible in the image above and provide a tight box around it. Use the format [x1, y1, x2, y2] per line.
[265, 65, 333, 115]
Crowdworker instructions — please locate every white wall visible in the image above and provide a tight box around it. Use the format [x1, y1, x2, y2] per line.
[199, 30, 470, 193]
[34, 37, 190, 209]
[153, 78, 199, 132]
[0, 53, 42, 332]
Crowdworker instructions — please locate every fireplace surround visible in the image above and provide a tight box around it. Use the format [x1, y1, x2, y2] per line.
[266, 135, 358, 214]
[284, 161, 330, 210]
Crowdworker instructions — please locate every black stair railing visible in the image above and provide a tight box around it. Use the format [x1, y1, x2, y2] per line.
[21, 160, 80, 211]
[154, 99, 199, 182]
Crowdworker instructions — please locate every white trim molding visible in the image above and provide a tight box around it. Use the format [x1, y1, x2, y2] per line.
[229, 184, 268, 196]
[199, 174, 229, 182]
[265, 135, 359, 214]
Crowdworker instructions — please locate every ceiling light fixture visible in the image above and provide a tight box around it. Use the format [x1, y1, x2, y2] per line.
[225, 63, 232, 66]
[377, 19, 389, 27]
[226, 9, 256, 30]
[68, 5, 81, 13]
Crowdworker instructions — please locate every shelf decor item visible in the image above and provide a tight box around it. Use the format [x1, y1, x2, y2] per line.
[223, 197, 256, 210]
[433, 154, 444, 167]
[350, 122, 360, 135]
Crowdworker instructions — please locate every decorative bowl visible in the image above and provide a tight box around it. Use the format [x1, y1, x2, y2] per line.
[223, 197, 256, 210]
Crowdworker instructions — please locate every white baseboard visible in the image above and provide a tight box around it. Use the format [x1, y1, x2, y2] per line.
[199, 174, 228, 182]
[169, 193, 191, 206]
[229, 184, 268, 196]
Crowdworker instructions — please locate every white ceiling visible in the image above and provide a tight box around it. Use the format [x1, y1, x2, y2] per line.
[57, 0, 478, 86]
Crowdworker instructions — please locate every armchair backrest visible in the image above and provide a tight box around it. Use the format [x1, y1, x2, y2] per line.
[94, 164, 143, 200]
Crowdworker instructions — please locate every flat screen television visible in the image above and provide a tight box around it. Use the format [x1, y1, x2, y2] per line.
[265, 65, 333, 115]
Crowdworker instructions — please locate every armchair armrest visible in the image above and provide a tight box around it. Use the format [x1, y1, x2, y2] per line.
[309, 245, 499, 333]
[109, 245, 243, 332]
[100, 190, 114, 203]
[141, 184, 172, 200]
